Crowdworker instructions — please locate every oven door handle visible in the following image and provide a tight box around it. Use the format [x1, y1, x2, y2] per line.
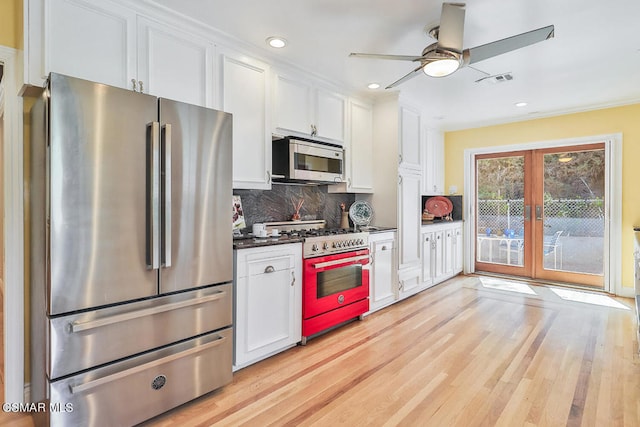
[311, 255, 369, 269]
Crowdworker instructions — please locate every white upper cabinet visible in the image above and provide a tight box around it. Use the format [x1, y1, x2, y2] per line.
[137, 17, 213, 106]
[328, 97, 374, 193]
[218, 46, 272, 189]
[273, 72, 346, 144]
[27, 0, 213, 106]
[43, 0, 137, 89]
[315, 88, 346, 142]
[423, 128, 445, 195]
[347, 99, 374, 192]
[398, 104, 422, 171]
[273, 73, 313, 136]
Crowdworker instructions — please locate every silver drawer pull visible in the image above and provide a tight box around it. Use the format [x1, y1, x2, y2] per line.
[69, 335, 226, 395]
[70, 291, 226, 333]
[264, 266, 275, 273]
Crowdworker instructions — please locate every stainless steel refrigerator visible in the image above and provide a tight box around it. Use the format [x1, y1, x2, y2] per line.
[29, 73, 233, 426]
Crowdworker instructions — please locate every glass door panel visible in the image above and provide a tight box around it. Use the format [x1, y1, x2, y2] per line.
[475, 152, 532, 276]
[534, 145, 605, 288]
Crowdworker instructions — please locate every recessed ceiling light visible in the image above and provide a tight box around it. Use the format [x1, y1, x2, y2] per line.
[515, 102, 528, 107]
[266, 37, 287, 48]
[367, 83, 380, 89]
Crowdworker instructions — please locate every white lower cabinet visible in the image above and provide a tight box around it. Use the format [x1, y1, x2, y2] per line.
[234, 244, 302, 370]
[422, 222, 463, 286]
[368, 232, 397, 313]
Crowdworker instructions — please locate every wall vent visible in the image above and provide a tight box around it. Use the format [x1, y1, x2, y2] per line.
[475, 72, 514, 84]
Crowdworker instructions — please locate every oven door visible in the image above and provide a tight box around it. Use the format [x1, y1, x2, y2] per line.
[303, 249, 370, 319]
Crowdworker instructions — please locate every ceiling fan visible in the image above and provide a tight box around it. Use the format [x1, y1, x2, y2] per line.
[350, 2, 554, 89]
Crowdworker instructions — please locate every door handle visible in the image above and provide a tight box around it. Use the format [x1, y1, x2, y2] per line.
[524, 205, 531, 222]
[162, 124, 172, 268]
[147, 122, 160, 270]
[535, 205, 543, 221]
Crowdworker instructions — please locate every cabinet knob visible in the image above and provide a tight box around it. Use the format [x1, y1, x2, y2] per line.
[310, 124, 318, 137]
[264, 265, 275, 273]
[381, 245, 387, 250]
[131, 79, 137, 92]
[290, 271, 295, 286]
[139, 80, 144, 93]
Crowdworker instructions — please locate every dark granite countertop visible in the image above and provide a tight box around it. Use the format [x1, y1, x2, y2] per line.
[421, 219, 464, 226]
[233, 235, 304, 250]
[359, 226, 397, 233]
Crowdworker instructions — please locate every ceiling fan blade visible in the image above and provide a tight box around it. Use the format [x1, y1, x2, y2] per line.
[385, 64, 425, 89]
[349, 53, 423, 62]
[464, 25, 555, 65]
[437, 2, 466, 53]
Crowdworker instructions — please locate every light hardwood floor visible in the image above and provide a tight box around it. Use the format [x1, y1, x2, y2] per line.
[4, 275, 640, 426]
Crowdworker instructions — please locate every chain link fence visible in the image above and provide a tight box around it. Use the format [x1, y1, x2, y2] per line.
[477, 199, 604, 237]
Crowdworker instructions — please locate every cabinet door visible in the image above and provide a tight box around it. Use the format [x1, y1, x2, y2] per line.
[423, 128, 445, 195]
[399, 104, 422, 170]
[235, 247, 302, 368]
[137, 17, 213, 106]
[315, 88, 346, 143]
[47, 0, 136, 89]
[370, 238, 397, 311]
[273, 73, 313, 135]
[220, 47, 271, 189]
[347, 99, 374, 192]
[398, 171, 422, 270]
[422, 232, 434, 286]
[453, 225, 463, 273]
[443, 227, 454, 276]
[433, 230, 445, 280]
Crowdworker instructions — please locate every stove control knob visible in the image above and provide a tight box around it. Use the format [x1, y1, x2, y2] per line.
[323, 242, 329, 250]
[358, 239, 364, 245]
[312, 243, 319, 252]
[332, 242, 338, 248]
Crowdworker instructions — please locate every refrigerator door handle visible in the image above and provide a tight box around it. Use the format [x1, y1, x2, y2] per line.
[162, 123, 172, 268]
[147, 122, 161, 270]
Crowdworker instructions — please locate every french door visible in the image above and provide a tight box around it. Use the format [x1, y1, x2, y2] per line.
[475, 143, 605, 288]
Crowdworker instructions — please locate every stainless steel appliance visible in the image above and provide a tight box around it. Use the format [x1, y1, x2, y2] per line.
[272, 137, 344, 184]
[29, 73, 233, 426]
[300, 229, 370, 344]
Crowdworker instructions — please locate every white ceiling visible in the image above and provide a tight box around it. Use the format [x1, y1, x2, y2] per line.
[150, 0, 640, 131]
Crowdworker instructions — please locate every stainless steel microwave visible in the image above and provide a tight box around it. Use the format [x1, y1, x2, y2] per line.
[272, 137, 344, 184]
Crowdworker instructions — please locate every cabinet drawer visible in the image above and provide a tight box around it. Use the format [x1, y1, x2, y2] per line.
[374, 240, 395, 253]
[50, 328, 232, 427]
[50, 284, 232, 379]
[245, 255, 296, 277]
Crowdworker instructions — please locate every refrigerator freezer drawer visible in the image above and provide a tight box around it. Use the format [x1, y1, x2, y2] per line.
[48, 328, 233, 427]
[49, 283, 232, 380]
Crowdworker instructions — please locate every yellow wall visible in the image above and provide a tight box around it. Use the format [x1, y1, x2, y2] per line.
[444, 103, 640, 289]
[0, 0, 22, 49]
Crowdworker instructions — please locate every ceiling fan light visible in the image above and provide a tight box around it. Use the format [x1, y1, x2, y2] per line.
[423, 58, 460, 77]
